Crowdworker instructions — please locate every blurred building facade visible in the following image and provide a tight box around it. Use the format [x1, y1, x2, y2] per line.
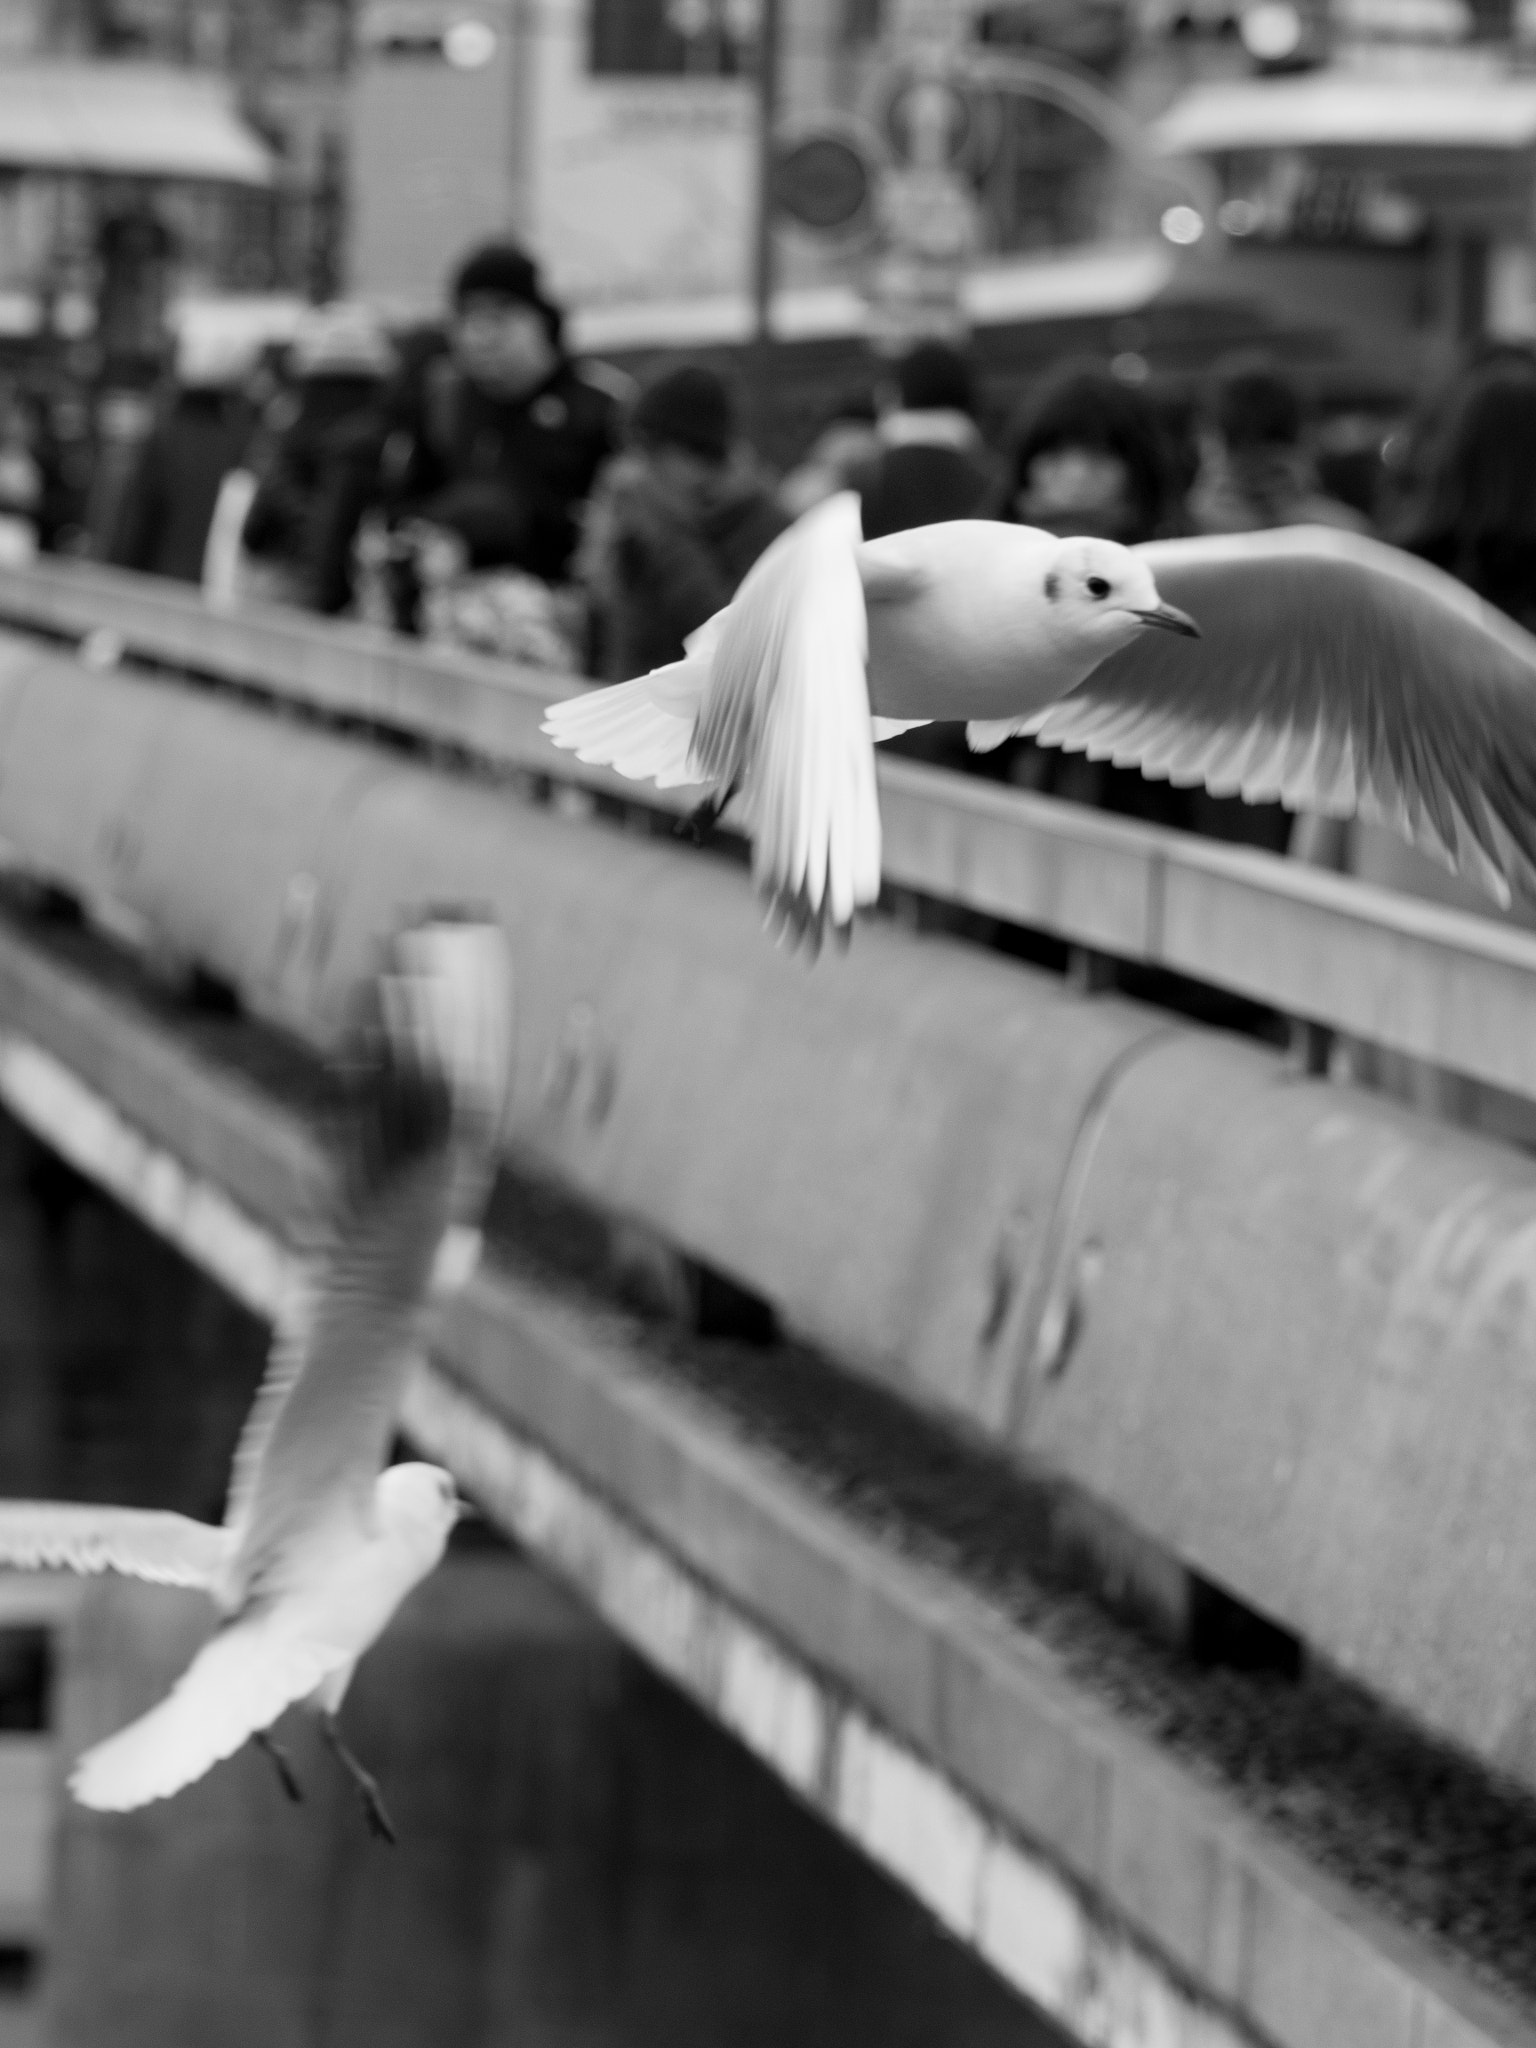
[0, 0, 347, 304]
[348, 0, 758, 312]
[0, 2, 1533, 385]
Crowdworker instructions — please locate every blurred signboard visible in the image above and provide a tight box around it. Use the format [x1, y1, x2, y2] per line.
[868, 63, 1001, 177]
[1156, 74, 1536, 238]
[771, 129, 875, 235]
[1218, 156, 1427, 246]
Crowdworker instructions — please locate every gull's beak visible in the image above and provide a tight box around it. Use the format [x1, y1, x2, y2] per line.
[1131, 602, 1201, 638]
[452, 1494, 478, 1525]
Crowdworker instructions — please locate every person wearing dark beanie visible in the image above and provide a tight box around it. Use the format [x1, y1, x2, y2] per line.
[629, 365, 734, 463]
[852, 338, 1002, 541]
[452, 242, 559, 332]
[1188, 349, 1366, 538]
[307, 236, 625, 621]
[578, 362, 789, 679]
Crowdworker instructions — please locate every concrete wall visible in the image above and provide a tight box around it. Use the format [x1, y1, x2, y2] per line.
[0, 1116, 267, 1520]
[44, 1557, 1063, 2048]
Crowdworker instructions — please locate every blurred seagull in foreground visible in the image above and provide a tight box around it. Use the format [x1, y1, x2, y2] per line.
[544, 492, 1536, 953]
[0, 917, 513, 1841]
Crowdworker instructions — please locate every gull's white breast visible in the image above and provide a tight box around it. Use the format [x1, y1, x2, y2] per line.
[862, 523, 1084, 722]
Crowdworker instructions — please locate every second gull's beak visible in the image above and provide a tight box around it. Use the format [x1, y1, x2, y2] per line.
[1131, 602, 1201, 638]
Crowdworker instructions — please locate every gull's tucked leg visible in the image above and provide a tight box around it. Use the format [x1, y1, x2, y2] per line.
[675, 778, 739, 848]
[254, 1727, 304, 1803]
[321, 1713, 396, 1845]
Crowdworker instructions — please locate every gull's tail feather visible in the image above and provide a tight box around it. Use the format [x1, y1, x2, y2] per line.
[541, 640, 715, 792]
[0, 1503, 230, 1590]
[70, 1616, 338, 1812]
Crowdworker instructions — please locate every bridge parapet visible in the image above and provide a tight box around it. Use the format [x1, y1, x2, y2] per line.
[2, 564, 1536, 2045]
[4, 556, 1536, 1102]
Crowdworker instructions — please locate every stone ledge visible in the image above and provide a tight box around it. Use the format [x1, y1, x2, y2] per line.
[0, 903, 1532, 2048]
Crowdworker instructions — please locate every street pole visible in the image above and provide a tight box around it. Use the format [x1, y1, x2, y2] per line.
[507, 0, 536, 240]
[750, 0, 783, 448]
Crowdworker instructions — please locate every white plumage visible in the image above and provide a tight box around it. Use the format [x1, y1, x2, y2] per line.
[0, 917, 513, 1833]
[543, 494, 1193, 953]
[545, 498, 1536, 950]
[0, 1502, 229, 1588]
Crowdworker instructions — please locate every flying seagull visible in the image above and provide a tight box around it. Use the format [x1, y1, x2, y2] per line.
[543, 494, 1536, 953]
[0, 916, 513, 1840]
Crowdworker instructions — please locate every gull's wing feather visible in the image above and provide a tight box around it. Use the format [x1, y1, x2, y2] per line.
[0, 1503, 229, 1588]
[695, 491, 880, 952]
[1026, 526, 1536, 904]
[224, 923, 512, 1602]
[966, 719, 1027, 753]
[70, 1608, 341, 1810]
[541, 624, 719, 791]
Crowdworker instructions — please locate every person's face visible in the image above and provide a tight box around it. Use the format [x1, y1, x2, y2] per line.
[1016, 446, 1135, 539]
[452, 295, 557, 400]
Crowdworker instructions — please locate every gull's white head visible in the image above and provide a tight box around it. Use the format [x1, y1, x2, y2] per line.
[376, 1461, 466, 1560]
[1043, 537, 1200, 656]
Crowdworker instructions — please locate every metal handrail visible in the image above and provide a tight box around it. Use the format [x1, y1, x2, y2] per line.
[5, 556, 1536, 1100]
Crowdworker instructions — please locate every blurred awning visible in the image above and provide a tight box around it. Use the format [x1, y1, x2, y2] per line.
[1153, 72, 1536, 160]
[0, 65, 274, 186]
[1152, 71, 1536, 234]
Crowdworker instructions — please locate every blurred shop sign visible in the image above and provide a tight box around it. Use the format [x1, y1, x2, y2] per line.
[1217, 156, 1427, 246]
[771, 127, 878, 236]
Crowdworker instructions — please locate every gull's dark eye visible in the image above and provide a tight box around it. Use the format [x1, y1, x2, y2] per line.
[1086, 576, 1111, 599]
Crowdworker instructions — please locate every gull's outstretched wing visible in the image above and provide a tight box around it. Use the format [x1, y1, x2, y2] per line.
[0, 1502, 228, 1588]
[71, 1605, 342, 1810]
[223, 920, 513, 1604]
[1022, 526, 1536, 904]
[695, 491, 880, 953]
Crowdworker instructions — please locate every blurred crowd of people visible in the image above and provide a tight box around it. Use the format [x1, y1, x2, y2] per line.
[6, 228, 1536, 1132]
[14, 228, 1536, 765]
[0, 233, 1388, 682]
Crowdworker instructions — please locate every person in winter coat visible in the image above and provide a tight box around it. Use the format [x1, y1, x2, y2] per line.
[309, 240, 623, 625]
[579, 363, 789, 681]
[235, 303, 396, 608]
[851, 340, 1002, 539]
[1290, 360, 1536, 1141]
[986, 358, 1294, 910]
[1009, 358, 1186, 545]
[108, 322, 258, 584]
[1188, 352, 1369, 538]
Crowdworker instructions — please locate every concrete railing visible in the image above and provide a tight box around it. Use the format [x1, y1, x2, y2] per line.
[1, 610, 1536, 1804]
[3, 558, 1536, 1103]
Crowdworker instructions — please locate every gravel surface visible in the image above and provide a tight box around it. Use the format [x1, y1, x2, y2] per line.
[480, 1169, 1536, 2018]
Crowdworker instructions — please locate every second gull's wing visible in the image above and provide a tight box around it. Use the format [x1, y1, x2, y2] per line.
[224, 922, 512, 1601]
[696, 492, 880, 952]
[0, 1502, 228, 1588]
